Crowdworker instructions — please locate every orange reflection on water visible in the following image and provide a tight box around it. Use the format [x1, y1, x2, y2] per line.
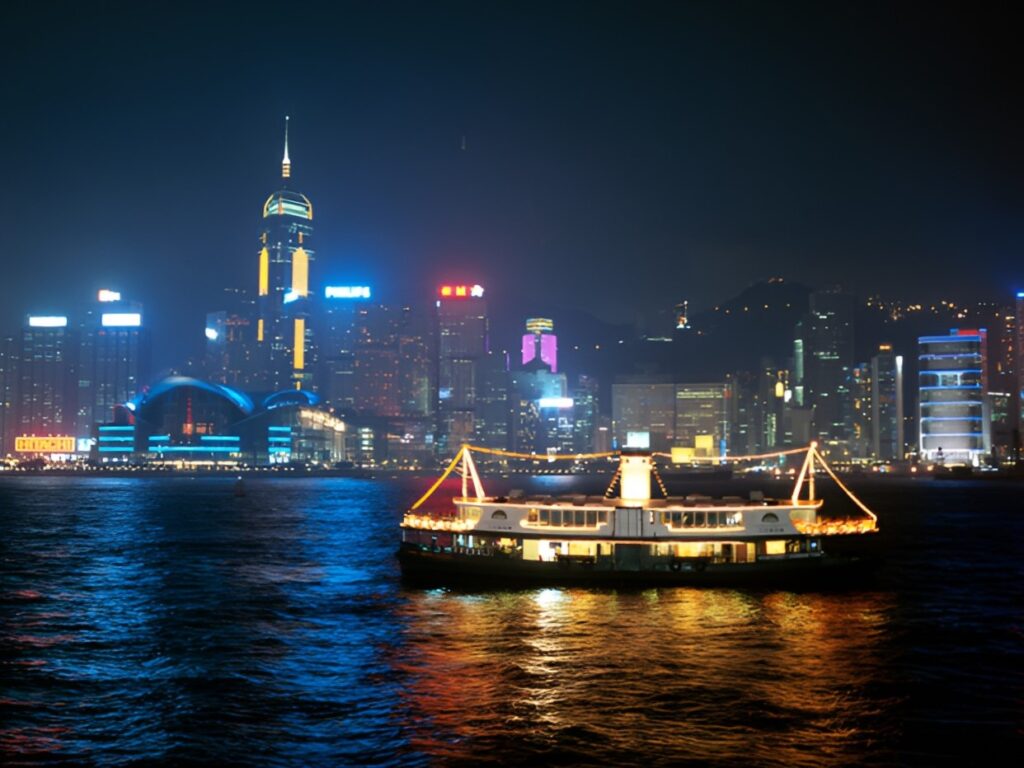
[393, 587, 897, 765]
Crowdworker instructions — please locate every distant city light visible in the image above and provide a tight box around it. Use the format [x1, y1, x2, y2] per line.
[526, 317, 554, 333]
[538, 397, 573, 409]
[283, 290, 300, 304]
[28, 316, 68, 327]
[97, 289, 122, 303]
[325, 285, 371, 299]
[205, 327, 219, 341]
[439, 284, 484, 299]
[101, 312, 141, 327]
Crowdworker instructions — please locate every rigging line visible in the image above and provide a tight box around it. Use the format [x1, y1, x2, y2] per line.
[409, 446, 466, 511]
[810, 447, 879, 522]
[651, 446, 808, 463]
[467, 445, 618, 461]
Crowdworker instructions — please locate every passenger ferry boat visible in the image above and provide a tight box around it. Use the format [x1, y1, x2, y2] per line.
[398, 444, 879, 586]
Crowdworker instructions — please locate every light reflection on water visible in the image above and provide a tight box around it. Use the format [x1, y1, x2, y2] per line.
[1, 475, 1021, 766]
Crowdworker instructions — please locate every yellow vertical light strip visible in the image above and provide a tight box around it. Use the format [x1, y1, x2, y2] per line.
[258, 247, 269, 296]
[257, 318, 264, 342]
[294, 318, 305, 370]
[291, 247, 308, 297]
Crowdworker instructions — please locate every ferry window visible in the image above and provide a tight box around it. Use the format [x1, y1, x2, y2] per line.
[539, 509, 549, 524]
[672, 512, 682, 527]
[586, 510, 597, 527]
[574, 510, 585, 527]
[551, 509, 562, 526]
[765, 539, 786, 555]
[761, 512, 780, 523]
[707, 512, 718, 528]
[661, 512, 670, 525]
[694, 512, 706, 527]
[682, 512, 693, 527]
[528, 509, 538, 523]
[491, 510, 507, 520]
[598, 510, 608, 524]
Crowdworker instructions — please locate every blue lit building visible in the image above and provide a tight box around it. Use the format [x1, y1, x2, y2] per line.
[94, 376, 347, 466]
[918, 329, 990, 465]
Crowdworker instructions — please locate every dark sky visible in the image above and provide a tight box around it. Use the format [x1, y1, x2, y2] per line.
[1, 1, 1021, 367]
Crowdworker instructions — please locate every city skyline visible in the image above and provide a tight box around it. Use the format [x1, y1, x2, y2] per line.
[2, 2, 1022, 369]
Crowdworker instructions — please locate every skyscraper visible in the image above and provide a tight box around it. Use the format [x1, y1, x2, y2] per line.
[256, 117, 315, 391]
[76, 293, 151, 438]
[0, 335, 17, 455]
[870, 344, 904, 461]
[673, 382, 730, 458]
[801, 288, 855, 445]
[205, 288, 257, 388]
[436, 284, 487, 454]
[521, 317, 557, 372]
[919, 329, 989, 465]
[19, 315, 76, 438]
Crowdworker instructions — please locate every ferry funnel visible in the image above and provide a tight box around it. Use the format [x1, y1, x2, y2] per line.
[620, 452, 652, 502]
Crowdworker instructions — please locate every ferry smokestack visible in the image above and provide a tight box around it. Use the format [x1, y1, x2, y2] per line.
[620, 452, 652, 502]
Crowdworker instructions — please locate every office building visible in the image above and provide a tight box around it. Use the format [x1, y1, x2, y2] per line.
[76, 291, 151, 437]
[611, 377, 675, 451]
[0, 335, 17, 455]
[256, 117, 315, 391]
[918, 329, 989, 465]
[18, 315, 76, 439]
[521, 317, 557, 372]
[205, 288, 257, 388]
[799, 288, 855, 443]
[871, 344, 904, 461]
[436, 284, 487, 454]
[673, 382, 730, 458]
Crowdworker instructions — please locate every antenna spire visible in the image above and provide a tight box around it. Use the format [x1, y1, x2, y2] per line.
[282, 116, 291, 179]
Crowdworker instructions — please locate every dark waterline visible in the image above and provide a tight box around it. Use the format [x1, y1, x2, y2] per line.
[1, 476, 1022, 766]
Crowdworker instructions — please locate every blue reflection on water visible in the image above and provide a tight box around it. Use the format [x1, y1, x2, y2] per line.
[1, 475, 1022, 765]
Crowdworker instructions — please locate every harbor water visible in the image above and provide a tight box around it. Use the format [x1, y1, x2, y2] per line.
[1, 475, 1021, 765]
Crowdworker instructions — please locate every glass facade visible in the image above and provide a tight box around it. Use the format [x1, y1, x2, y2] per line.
[918, 330, 989, 464]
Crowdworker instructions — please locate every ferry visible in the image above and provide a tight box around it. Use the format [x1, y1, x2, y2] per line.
[398, 444, 879, 587]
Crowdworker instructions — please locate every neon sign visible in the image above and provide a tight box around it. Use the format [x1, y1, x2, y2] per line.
[325, 286, 371, 299]
[439, 284, 484, 298]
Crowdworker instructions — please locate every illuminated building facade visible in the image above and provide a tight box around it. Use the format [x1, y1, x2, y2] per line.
[76, 291, 151, 437]
[521, 317, 557, 372]
[95, 376, 347, 465]
[673, 382, 730, 458]
[0, 335, 17, 455]
[572, 374, 599, 453]
[256, 117, 315, 391]
[436, 284, 487, 454]
[475, 351, 511, 449]
[18, 316, 76, 439]
[870, 345, 904, 461]
[205, 288, 257, 388]
[802, 288, 855, 444]
[509, 358, 568, 454]
[918, 329, 990, 465]
[611, 377, 675, 452]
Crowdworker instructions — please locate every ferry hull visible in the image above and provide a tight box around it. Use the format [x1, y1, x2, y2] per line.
[397, 545, 875, 589]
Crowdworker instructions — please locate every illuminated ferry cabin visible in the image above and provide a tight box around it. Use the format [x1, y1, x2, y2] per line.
[398, 444, 878, 585]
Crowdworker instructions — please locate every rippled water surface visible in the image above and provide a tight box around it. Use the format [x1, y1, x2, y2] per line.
[1, 475, 1022, 766]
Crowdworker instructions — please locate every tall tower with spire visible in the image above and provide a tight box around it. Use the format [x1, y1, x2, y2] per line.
[256, 116, 315, 391]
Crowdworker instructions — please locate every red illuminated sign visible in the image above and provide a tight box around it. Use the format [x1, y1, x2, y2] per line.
[438, 284, 485, 299]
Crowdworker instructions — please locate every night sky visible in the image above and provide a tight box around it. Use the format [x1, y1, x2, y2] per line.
[1, 1, 1021, 368]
